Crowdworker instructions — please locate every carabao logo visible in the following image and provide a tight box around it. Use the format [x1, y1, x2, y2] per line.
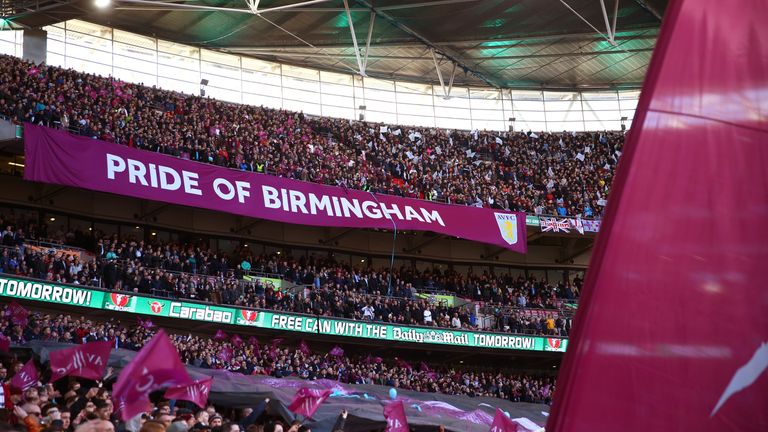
[240, 310, 258, 323]
[110, 293, 131, 308]
[545, 338, 566, 352]
[149, 301, 164, 314]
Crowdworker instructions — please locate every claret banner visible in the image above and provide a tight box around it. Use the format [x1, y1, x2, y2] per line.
[24, 125, 526, 252]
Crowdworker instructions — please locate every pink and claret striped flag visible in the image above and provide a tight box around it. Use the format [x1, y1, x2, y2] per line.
[113, 330, 192, 420]
[287, 388, 331, 419]
[11, 359, 38, 391]
[164, 376, 213, 408]
[49, 340, 112, 382]
[383, 400, 409, 432]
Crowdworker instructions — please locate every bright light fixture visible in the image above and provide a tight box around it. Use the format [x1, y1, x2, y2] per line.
[94, 0, 111, 8]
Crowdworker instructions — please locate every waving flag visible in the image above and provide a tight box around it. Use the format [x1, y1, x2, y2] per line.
[231, 334, 243, 348]
[287, 388, 331, 419]
[11, 359, 38, 391]
[218, 346, 234, 363]
[298, 340, 310, 355]
[164, 377, 213, 408]
[383, 400, 409, 432]
[112, 330, 192, 420]
[329, 346, 344, 357]
[137, 316, 155, 329]
[489, 409, 519, 432]
[546, 0, 768, 431]
[49, 341, 112, 382]
[213, 330, 228, 341]
[5, 301, 28, 326]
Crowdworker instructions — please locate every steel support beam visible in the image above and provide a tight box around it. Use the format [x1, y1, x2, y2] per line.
[559, 0, 617, 46]
[231, 47, 652, 61]
[599, 0, 614, 42]
[632, 0, 663, 21]
[342, 0, 365, 75]
[355, 0, 500, 88]
[362, 11, 376, 74]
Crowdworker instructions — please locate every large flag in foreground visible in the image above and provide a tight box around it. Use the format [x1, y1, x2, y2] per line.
[547, 0, 768, 431]
[113, 330, 192, 420]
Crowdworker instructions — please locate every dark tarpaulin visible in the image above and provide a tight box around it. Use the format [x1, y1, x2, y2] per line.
[26, 341, 547, 432]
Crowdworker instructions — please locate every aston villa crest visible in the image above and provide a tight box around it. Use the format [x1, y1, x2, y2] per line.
[494, 213, 518, 245]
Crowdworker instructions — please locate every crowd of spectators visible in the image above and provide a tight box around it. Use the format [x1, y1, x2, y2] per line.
[0, 54, 621, 217]
[0, 210, 575, 337]
[1, 306, 556, 409]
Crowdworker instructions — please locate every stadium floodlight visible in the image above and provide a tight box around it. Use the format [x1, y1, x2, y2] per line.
[94, 0, 111, 8]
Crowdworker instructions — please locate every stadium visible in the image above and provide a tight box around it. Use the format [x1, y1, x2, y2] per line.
[0, 0, 764, 431]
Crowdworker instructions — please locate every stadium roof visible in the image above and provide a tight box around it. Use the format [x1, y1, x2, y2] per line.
[5, 0, 667, 90]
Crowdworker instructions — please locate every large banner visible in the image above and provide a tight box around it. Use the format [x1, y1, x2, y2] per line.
[23, 125, 526, 252]
[1, 275, 566, 353]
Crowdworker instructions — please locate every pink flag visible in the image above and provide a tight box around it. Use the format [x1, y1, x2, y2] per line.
[329, 346, 344, 357]
[5, 301, 28, 326]
[546, 0, 768, 431]
[271, 338, 284, 347]
[214, 330, 228, 340]
[231, 334, 243, 348]
[489, 409, 518, 432]
[298, 340, 310, 355]
[218, 346, 233, 363]
[137, 316, 155, 329]
[287, 388, 331, 419]
[395, 358, 412, 371]
[112, 330, 192, 420]
[164, 377, 213, 408]
[419, 362, 431, 372]
[0, 334, 9, 352]
[248, 336, 260, 350]
[383, 400, 409, 432]
[49, 341, 112, 382]
[11, 359, 38, 391]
